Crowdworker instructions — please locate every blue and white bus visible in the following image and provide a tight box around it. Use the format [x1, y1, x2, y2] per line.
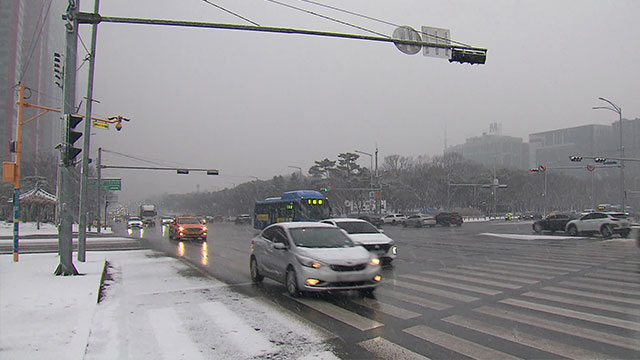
[253, 190, 330, 229]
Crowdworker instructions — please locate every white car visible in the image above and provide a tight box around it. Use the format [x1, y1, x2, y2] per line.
[565, 212, 631, 239]
[321, 218, 397, 264]
[382, 213, 407, 225]
[402, 214, 437, 228]
[249, 222, 382, 297]
[127, 217, 143, 228]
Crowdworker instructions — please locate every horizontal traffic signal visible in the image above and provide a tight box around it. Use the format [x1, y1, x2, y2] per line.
[569, 155, 583, 162]
[449, 47, 487, 65]
[529, 168, 540, 173]
[594, 157, 607, 163]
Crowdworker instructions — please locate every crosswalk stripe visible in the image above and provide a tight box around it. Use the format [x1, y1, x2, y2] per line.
[541, 286, 640, 306]
[437, 268, 539, 284]
[147, 308, 206, 360]
[508, 255, 601, 267]
[377, 288, 452, 310]
[443, 315, 609, 359]
[401, 274, 502, 296]
[581, 272, 640, 284]
[559, 280, 640, 296]
[500, 298, 640, 331]
[293, 298, 383, 331]
[522, 291, 640, 316]
[199, 302, 277, 358]
[420, 271, 522, 289]
[352, 297, 421, 320]
[574, 276, 640, 290]
[487, 259, 582, 272]
[477, 262, 565, 276]
[474, 305, 640, 352]
[358, 336, 431, 360]
[389, 279, 480, 302]
[457, 265, 553, 280]
[403, 325, 521, 360]
[589, 269, 640, 282]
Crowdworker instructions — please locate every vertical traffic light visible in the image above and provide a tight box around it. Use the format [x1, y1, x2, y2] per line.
[65, 114, 83, 166]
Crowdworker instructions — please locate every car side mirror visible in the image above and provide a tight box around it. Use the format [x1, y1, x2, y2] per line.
[272, 243, 287, 250]
[378, 229, 385, 233]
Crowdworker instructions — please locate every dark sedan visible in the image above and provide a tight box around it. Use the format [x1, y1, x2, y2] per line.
[532, 213, 576, 233]
[356, 214, 383, 227]
[435, 212, 463, 226]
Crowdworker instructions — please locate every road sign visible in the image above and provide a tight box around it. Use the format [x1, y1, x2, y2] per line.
[586, 164, 596, 172]
[421, 26, 451, 59]
[393, 26, 422, 55]
[89, 178, 122, 190]
[538, 165, 546, 173]
[369, 191, 375, 200]
[92, 120, 109, 129]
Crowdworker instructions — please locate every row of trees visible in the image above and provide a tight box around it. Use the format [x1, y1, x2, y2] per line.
[157, 152, 624, 217]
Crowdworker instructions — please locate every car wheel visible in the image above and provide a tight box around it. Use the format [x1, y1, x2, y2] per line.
[402, 221, 407, 228]
[358, 287, 375, 297]
[250, 257, 264, 282]
[533, 223, 542, 233]
[567, 225, 578, 236]
[286, 268, 301, 297]
[600, 225, 613, 239]
[391, 220, 397, 226]
[620, 229, 631, 238]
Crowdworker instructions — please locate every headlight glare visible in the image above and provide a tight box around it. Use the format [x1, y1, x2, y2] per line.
[370, 258, 381, 266]
[297, 255, 323, 268]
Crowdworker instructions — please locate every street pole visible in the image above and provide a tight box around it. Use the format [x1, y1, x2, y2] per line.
[56, 0, 80, 275]
[593, 97, 625, 213]
[355, 150, 374, 212]
[97, 147, 102, 233]
[78, 0, 101, 262]
[12, 84, 25, 262]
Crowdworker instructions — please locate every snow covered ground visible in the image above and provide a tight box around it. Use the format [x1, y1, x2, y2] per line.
[0, 223, 341, 359]
[0, 221, 113, 236]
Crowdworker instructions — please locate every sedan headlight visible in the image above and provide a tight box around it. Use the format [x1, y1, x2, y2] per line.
[178, 226, 184, 231]
[369, 257, 381, 266]
[296, 255, 323, 269]
[202, 226, 207, 231]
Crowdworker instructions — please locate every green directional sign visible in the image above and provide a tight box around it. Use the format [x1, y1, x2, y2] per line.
[89, 178, 122, 191]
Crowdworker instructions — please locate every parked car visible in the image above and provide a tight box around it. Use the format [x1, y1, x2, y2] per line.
[355, 214, 383, 227]
[321, 218, 397, 264]
[127, 216, 143, 228]
[532, 213, 576, 233]
[435, 212, 463, 226]
[235, 214, 252, 225]
[402, 214, 436, 228]
[249, 222, 382, 297]
[383, 213, 407, 225]
[169, 216, 207, 241]
[565, 212, 631, 239]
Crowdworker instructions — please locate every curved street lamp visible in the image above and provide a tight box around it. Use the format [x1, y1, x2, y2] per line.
[592, 97, 625, 212]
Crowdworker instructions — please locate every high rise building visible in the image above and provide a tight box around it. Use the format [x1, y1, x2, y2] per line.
[1, 0, 66, 169]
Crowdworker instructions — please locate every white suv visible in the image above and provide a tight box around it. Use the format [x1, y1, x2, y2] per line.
[565, 212, 631, 239]
[383, 213, 406, 225]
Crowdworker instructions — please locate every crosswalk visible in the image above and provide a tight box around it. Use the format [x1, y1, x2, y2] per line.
[288, 248, 640, 359]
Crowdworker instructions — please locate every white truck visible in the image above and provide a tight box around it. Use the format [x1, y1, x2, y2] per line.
[139, 204, 157, 227]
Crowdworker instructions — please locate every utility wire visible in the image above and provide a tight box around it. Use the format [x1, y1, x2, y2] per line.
[19, 0, 54, 83]
[297, 0, 472, 47]
[101, 149, 169, 167]
[264, 0, 389, 38]
[201, 0, 260, 26]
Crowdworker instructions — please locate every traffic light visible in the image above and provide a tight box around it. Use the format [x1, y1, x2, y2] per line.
[594, 157, 607, 163]
[176, 169, 189, 174]
[53, 52, 63, 89]
[320, 187, 328, 192]
[64, 114, 83, 165]
[569, 155, 583, 162]
[449, 47, 487, 65]
[529, 168, 540, 173]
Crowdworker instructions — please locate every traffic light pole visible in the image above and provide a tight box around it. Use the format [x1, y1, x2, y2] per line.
[55, 0, 80, 276]
[78, 0, 101, 262]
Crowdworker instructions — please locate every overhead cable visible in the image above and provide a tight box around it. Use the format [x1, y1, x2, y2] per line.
[201, 0, 260, 26]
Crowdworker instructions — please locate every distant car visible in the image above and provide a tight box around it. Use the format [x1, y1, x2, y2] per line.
[532, 213, 576, 233]
[383, 213, 406, 225]
[321, 218, 397, 264]
[235, 214, 252, 225]
[169, 216, 207, 241]
[435, 212, 463, 226]
[127, 216, 143, 228]
[402, 214, 436, 228]
[565, 212, 631, 239]
[355, 214, 383, 227]
[160, 217, 173, 226]
[249, 222, 382, 297]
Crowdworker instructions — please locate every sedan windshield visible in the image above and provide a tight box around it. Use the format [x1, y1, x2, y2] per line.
[289, 227, 355, 248]
[335, 221, 379, 234]
[177, 217, 201, 224]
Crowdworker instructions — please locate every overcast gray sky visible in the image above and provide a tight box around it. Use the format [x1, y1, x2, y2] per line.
[76, 0, 640, 207]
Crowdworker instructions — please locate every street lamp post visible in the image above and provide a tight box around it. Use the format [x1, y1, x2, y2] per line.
[593, 97, 625, 213]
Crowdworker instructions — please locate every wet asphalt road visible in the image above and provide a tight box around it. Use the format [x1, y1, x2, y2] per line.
[126, 221, 640, 359]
